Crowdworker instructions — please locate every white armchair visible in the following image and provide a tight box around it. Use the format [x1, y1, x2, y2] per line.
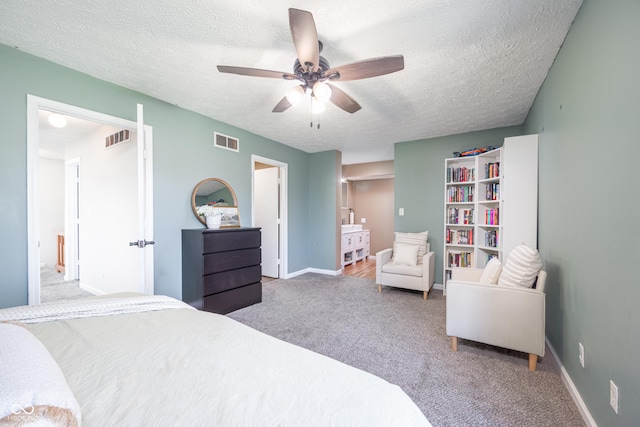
[376, 235, 435, 300]
[446, 266, 547, 371]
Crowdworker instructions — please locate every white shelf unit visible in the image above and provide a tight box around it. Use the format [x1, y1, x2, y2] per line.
[443, 134, 538, 293]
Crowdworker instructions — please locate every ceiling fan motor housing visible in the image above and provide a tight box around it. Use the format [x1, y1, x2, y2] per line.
[293, 55, 333, 89]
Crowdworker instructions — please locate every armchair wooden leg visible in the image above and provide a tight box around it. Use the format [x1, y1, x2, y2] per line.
[423, 291, 428, 300]
[378, 284, 382, 294]
[451, 336, 458, 352]
[528, 354, 537, 371]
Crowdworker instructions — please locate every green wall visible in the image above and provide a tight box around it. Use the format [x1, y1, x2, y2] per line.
[394, 0, 639, 424]
[394, 126, 523, 284]
[523, 0, 639, 425]
[308, 150, 340, 270]
[0, 44, 322, 308]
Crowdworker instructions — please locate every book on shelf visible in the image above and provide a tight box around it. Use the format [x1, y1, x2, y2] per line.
[446, 207, 475, 225]
[446, 228, 474, 245]
[484, 229, 498, 247]
[447, 166, 475, 183]
[484, 162, 500, 179]
[446, 185, 474, 203]
[446, 250, 474, 268]
[485, 182, 499, 200]
[484, 208, 499, 225]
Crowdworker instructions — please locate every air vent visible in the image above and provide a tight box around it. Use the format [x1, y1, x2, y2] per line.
[214, 132, 239, 152]
[105, 129, 130, 149]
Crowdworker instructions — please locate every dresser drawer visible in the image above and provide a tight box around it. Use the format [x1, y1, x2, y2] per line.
[203, 265, 261, 296]
[203, 282, 262, 314]
[203, 247, 261, 275]
[203, 229, 261, 253]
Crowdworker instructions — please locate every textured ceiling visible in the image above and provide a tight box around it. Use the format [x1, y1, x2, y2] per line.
[1, 0, 582, 164]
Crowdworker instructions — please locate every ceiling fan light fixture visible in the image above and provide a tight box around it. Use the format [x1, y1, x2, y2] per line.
[313, 81, 332, 103]
[48, 113, 67, 128]
[286, 85, 305, 105]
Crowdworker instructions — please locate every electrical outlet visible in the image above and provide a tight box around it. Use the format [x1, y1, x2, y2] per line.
[399, 208, 405, 216]
[610, 380, 619, 414]
[578, 342, 585, 368]
[360, 217, 366, 223]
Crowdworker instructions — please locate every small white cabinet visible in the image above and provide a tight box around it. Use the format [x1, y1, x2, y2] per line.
[341, 228, 370, 267]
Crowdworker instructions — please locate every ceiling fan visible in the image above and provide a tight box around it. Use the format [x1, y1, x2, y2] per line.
[217, 8, 404, 115]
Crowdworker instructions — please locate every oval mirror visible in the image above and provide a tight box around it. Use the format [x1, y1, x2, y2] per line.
[191, 178, 238, 225]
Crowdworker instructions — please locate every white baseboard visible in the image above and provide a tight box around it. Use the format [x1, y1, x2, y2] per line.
[433, 282, 444, 291]
[284, 267, 341, 279]
[79, 282, 105, 296]
[546, 337, 597, 427]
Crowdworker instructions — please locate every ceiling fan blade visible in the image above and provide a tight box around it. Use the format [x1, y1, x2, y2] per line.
[327, 83, 361, 114]
[272, 96, 292, 113]
[217, 65, 297, 80]
[326, 55, 404, 81]
[289, 8, 320, 72]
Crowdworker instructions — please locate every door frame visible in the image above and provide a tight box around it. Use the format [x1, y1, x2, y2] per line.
[251, 155, 288, 279]
[27, 95, 154, 304]
[64, 158, 80, 281]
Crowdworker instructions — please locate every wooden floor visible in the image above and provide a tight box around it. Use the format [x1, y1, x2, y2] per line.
[342, 258, 376, 280]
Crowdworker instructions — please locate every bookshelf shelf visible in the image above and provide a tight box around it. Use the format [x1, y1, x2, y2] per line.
[442, 135, 539, 294]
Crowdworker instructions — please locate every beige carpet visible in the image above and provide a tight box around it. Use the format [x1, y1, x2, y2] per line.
[228, 273, 585, 427]
[40, 266, 94, 303]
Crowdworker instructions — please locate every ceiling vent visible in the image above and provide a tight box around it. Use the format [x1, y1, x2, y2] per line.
[214, 132, 239, 152]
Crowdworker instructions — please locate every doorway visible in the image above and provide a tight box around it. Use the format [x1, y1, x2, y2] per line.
[252, 155, 287, 279]
[27, 96, 154, 304]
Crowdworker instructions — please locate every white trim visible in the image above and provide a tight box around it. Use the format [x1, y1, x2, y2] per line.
[27, 95, 154, 304]
[143, 126, 154, 295]
[285, 267, 341, 278]
[64, 158, 80, 282]
[433, 283, 444, 291]
[546, 337, 597, 427]
[27, 96, 40, 305]
[251, 155, 288, 280]
[79, 281, 105, 296]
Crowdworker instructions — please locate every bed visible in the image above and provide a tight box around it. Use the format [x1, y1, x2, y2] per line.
[0, 294, 430, 426]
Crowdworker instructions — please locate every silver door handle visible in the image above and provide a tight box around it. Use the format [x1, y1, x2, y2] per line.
[129, 240, 155, 248]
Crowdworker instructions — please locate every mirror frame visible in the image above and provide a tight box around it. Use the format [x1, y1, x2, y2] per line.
[191, 178, 239, 226]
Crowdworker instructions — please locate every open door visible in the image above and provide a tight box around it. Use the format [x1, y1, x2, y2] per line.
[252, 155, 288, 279]
[128, 104, 155, 294]
[255, 166, 279, 278]
[27, 96, 154, 304]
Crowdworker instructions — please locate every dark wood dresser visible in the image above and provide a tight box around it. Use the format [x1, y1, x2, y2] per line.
[182, 227, 262, 314]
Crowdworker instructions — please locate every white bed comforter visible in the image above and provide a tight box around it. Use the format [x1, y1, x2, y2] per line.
[18, 297, 430, 426]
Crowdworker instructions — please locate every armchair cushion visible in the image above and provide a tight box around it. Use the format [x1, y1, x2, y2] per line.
[479, 257, 502, 284]
[381, 262, 422, 278]
[393, 231, 428, 265]
[498, 244, 543, 288]
[392, 243, 419, 266]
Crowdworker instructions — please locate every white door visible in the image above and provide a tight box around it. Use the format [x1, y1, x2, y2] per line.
[27, 96, 154, 304]
[255, 167, 279, 278]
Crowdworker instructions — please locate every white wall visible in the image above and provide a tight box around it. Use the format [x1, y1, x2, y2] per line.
[38, 157, 65, 268]
[66, 126, 138, 294]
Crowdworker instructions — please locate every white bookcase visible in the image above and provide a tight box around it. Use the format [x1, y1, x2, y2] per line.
[443, 134, 538, 293]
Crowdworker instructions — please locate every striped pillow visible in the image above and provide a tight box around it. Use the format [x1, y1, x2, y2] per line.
[498, 244, 543, 288]
[393, 231, 428, 265]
